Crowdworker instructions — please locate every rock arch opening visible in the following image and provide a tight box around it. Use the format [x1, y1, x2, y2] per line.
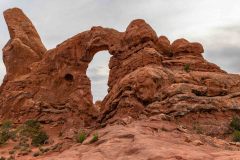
[86, 51, 111, 102]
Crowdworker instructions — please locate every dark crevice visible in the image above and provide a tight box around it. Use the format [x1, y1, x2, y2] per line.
[64, 74, 74, 81]
[192, 89, 207, 96]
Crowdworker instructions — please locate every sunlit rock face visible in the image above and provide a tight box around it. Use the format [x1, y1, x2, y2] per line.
[1, 8, 240, 131]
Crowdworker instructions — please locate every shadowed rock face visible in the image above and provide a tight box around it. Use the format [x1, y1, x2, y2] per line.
[1, 8, 240, 131]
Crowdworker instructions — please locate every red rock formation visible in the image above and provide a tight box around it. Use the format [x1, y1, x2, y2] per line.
[3, 8, 46, 81]
[1, 8, 240, 126]
[1, 7, 240, 160]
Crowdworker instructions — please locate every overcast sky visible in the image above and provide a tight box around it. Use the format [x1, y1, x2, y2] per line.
[1, 0, 240, 101]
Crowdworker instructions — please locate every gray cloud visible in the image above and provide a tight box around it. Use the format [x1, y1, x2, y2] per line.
[201, 25, 240, 73]
[87, 68, 108, 82]
[205, 47, 240, 73]
[86, 51, 110, 101]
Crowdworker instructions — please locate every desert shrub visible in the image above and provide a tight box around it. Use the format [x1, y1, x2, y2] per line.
[183, 64, 190, 72]
[233, 130, 240, 142]
[0, 119, 48, 147]
[31, 131, 48, 147]
[230, 116, 240, 142]
[0, 130, 11, 145]
[24, 120, 40, 129]
[19, 120, 41, 137]
[1, 120, 12, 129]
[18, 119, 48, 147]
[0, 120, 15, 145]
[90, 133, 98, 143]
[230, 116, 240, 131]
[76, 130, 87, 143]
[19, 120, 41, 136]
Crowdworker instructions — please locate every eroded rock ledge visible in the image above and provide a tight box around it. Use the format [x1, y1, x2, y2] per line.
[0, 8, 240, 132]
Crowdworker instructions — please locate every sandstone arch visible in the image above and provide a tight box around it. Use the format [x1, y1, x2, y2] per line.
[0, 8, 162, 124]
[1, 8, 237, 129]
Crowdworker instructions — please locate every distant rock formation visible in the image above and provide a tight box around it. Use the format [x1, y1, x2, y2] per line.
[1, 8, 240, 133]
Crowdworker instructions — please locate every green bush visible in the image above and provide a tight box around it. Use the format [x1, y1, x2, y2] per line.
[90, 133, 98, 144]
[233, 130, 240, 142]
[19, 120, 41, 137]
[31, 131, 48, 147]
[1, 120, 12, 129]
[230, 116, 240, 131]
[0, 120, 14, 145]
[17, 119, 49, 147]
[20, 120, 40, 135]
[76, 130, 87, 143]
[0, 130, 11, 145]
[24, 120, 40, 129]
[0, 119, 49, 148]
